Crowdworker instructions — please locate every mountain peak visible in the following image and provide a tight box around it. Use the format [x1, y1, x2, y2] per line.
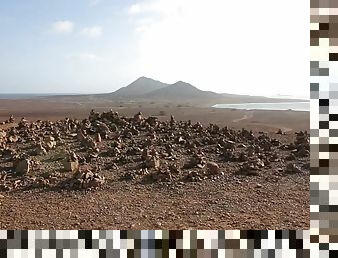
[111, 77, 220, 100]
[111, 77, 168, 97]
[172, 81, 194, 87]
[174, 80, 188, 84]
[136, 76, 151, 81]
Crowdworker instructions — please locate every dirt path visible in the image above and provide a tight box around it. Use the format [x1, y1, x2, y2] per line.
[232, 111, 254, 123]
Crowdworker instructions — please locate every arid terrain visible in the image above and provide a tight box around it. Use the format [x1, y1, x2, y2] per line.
[0, 96, 309, 230]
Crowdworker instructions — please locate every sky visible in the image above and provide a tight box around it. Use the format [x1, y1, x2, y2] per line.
[0, 0, 309, 98]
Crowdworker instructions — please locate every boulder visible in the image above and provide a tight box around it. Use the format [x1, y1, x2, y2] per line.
[15, 159, 31, 175]
[63, 160, 79, 173]
[206, 162, 220, 175]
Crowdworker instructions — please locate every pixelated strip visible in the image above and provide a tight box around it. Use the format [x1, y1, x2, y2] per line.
[0, 230, 310, 257]
[310, 1, 338, 255]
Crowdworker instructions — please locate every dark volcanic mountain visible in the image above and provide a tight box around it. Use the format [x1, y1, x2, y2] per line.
[110, 77, 221, 100]
[41, 76, 304, 105]
[144, 81, 220, 100]
[111, 77, 168, 97]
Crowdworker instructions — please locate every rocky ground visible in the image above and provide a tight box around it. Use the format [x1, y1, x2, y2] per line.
[0, 110, 309, 229]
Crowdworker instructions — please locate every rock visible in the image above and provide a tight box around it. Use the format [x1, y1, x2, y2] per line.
[15, 159, 31, 175]
[95, 133, 102, 143]
[295, 147, 309, 157]
[83, 177, 104, 189]
[134, 112, 143, 123]
[145, 156, 160, 169]
[35, 143, 47, 155]
[63, 160, 79, 173]
[0, 172, 7, 181]
[222, 149, 234, 162]
[0, 131, 6, 139]
[63, 152, 79, 172]
[237, 152, 248, 162]
[45, 136, 57, 150]
[86, 136, 97, 149]
[8, 135, 19, 143]
[77, 131, 86, 141]
[145, 116, 158, 126]
[151, 170, 172, 182]
[285, 153, 296, 161]
[223, 140, 235, 150]
[238, 160, 262, 176]
[285, 163, 302, 174]
[186, 171, 203, 182]
[169, 164, 180, 174]
[9, 115, 15, 123]
[184, 155, 205, 169]
[206, 162, 220, 175]
[0, 184, 11, 191]
[72, 170, 105, 189]
[89, 109, 100, 122]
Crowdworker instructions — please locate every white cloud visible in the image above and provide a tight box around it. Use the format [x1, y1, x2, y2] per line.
[129, 0, 309, 98]
[80, 26, 103, 38]
[67, 53, 103, 62]
[51, 20, 74, 34]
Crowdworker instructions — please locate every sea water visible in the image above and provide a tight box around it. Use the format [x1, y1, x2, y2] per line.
[212, 102, 309, 112]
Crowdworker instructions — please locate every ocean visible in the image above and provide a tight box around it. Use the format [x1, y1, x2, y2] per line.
[212, 102, 309, 112]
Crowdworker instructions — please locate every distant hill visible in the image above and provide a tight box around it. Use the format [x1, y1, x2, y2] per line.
[39, 76, 307, 106]
[110, 77, 221, 101]
[143, 81, 220, 100]
[111, 77, 168, 97]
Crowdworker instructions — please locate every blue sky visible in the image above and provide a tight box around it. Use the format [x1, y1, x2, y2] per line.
[0, 0, 308, 98]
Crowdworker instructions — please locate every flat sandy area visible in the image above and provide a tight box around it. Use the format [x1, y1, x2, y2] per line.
[0, 98, 309, 132]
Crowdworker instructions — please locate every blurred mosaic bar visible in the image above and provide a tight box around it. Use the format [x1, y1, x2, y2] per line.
[0, 230, 310, 257]
[310, 0, 338, 255]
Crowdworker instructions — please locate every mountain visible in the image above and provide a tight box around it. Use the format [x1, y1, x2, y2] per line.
[105, 77, 304, 105]
[143, 81, 220, 100]
[111, 77, 168, 97]
[40, 76, 305, 106]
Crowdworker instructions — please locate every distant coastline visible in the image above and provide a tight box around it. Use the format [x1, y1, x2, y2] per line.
[213, 101, 310, 112]
[0, 93, 81, 99]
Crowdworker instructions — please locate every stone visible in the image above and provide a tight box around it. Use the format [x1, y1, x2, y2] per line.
[77, 131, 86, 141]
[63, 160, 79, 173]
[9, 115, 15, 123]
[95, 133, 102, 143]
[152, 170, 172, 182]
[45, 136, 57, 150]
[134, 112, 143, 123]
[0, 131, 6, 139]
[35, 143, 47, 155]
[86, 136, 97, 149]
[71, 170, 105, 189]
[285, 163, 302, 174]
[146, 156, 160, 169]
[15, 159, 31, 175]
[206, 162, 220, 175]
[8, 135, 19, 143]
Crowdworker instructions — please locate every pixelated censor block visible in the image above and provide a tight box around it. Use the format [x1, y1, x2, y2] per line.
[310, 0, 338, 256]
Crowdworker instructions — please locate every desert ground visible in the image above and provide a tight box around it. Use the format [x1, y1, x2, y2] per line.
[0, 98, 309, 229]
